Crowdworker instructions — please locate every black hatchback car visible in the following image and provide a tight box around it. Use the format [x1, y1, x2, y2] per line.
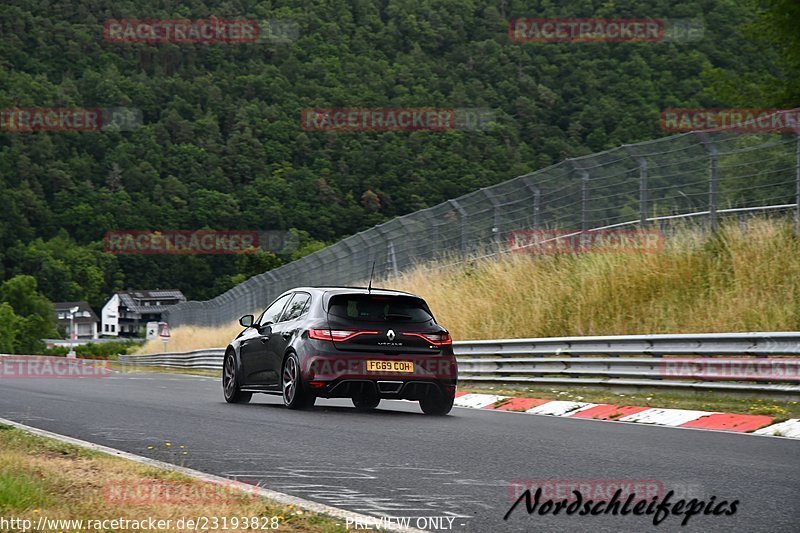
[222, 287, 458, 415]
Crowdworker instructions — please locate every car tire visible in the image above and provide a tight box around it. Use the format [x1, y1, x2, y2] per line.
[419, 390, 454, 415]
[352, 394, 380, 411]
[222, 350, 252, 404]
[282, 353, 315, 409]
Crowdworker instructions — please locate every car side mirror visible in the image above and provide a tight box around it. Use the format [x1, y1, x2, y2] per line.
[258, 324, 272, 336]
[239, 314, 254, 328]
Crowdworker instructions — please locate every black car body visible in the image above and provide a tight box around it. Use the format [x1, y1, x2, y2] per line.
[222, 287, 458, 415]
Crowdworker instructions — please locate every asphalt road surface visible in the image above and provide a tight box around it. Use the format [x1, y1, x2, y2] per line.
[0, 370, 797, 532]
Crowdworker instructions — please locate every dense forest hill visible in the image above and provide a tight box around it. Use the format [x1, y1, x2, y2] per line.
[0, 0, 793, 310]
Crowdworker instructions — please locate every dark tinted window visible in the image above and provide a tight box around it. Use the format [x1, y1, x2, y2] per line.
[281, 292, 311, 322]
[259, 294, 291, 326]
[328, 294, 433, 323]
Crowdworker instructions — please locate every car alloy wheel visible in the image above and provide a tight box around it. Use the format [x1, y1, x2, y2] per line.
[222, 351, 251, 404]
[282, 353, 315, 409]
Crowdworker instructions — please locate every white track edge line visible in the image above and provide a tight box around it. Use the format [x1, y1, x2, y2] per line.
[0, 417, 427, 533]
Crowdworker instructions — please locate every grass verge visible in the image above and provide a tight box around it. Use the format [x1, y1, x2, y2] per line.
[0, 425, 346, 532]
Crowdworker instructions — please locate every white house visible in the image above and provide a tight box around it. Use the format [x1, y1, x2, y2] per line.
[101, 290, 186, 338]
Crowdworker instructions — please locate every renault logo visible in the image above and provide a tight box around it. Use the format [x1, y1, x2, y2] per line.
[387, 329, 396, 341]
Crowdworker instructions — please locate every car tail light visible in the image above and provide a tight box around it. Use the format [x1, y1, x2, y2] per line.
[308, 381, 327, 389]
[308, 329, 379, 342]
[402, 332, 453, 346]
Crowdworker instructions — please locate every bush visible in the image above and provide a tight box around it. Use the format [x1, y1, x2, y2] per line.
[41, 340, 142, 360]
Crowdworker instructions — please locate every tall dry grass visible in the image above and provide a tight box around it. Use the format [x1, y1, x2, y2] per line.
[136, 217, 800, 353]
[135, 322, 245, 354]
[392, 218, 800, 339]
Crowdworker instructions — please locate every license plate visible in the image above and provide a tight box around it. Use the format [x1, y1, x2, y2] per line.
[366, 360, 414, 373]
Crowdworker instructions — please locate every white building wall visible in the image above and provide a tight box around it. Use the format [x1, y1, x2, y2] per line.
[101, 294, 120, 337]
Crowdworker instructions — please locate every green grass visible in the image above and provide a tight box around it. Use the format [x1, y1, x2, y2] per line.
[0, 424, 98, 458]
[0, 425, 348, 532]
[0, 472, 51, 511]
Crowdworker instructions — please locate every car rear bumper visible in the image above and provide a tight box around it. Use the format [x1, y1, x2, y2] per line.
[301, 352, 457, 399]
[318, 379, 455, 400]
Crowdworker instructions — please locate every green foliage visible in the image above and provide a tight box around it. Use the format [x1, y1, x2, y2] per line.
[4, 232, 122, 309]
[750, 0, 800, 106]
[14, 314, 53, 354]
[42, 340, 140, 359]
[0, 303, 19, 353]
[704, 0, 799, 106]
[0, 275, 58, 353]
[0, 275, 53, 318]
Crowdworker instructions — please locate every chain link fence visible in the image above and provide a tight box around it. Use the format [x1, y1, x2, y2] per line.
[165, 110, 800, 327]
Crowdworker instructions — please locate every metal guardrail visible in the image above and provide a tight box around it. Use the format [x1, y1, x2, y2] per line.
[453, 332, 800, 357]
[118, 349, 225, 370]
[117, 333, 800, 396]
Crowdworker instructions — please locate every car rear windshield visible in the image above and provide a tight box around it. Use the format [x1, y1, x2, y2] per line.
[328, 294, 433, 323]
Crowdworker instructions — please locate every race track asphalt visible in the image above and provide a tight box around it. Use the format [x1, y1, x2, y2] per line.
[0, 370, 797, 532]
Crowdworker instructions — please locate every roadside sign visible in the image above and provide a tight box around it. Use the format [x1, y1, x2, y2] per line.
[146, 321, 159, 339]
[159, 322, 170, 352]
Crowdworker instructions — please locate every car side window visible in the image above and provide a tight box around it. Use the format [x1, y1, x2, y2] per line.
[280, 292, 311, 322]
[259, 294, 292, 326]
